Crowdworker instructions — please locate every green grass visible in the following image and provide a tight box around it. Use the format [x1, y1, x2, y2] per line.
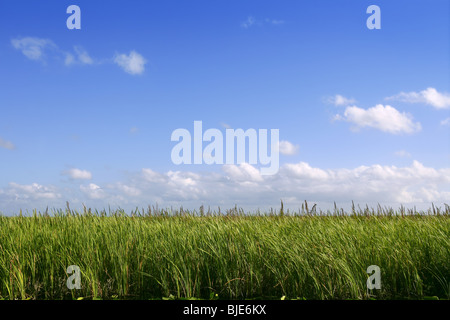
[0, 203, 448, 300]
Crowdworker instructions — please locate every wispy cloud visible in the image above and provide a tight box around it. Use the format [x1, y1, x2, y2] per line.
[12, 36, 94, 67]
[395, 150, 411, 158]
[386, 87, 450, 110]
[265, 18, 285, 25]
[75, 46, 94, 64]
[241, 16, 285, 28]
[114, 51, 147, 75]
[440, 117, 450, 126]
[11, 37, 56, 61]
[0, 137, 15, 150]
[334, 104, 421, 134]
[326, 94, 357, 106]
[65, 46, 94, 66]
[241, 16, 257, 28]
[129, 127, 139, 134]
[12, 36, 146, 75]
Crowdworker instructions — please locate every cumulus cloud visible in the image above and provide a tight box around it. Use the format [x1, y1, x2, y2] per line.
[223, 163, 263, 182]
[63, 168, 92, 180]
[283, 162, 328, 180]
[2, 161, 449, 213]
[386, 87, 450, 109]
[80, 183, 105, 199]
[278, 140, 299, 155]
[7, 182, 60, 200]
[114, 51, 147, 75]
[335, 104, 421, 134]
[0, 137, 15, 150]
[142, 168, 166, 183]
[327, 94, 357, 106]
[113, 183, 142, 197]
[11, 37, 56, 61]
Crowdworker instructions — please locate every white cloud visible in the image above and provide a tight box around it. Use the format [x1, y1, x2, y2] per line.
[1, 161, 450, 213]
[74, 46, 93, 64]
[114, 184, 141, 197]
[12, 37, 94, 67]
[241, 16, 257, 28]
[223, 163, 263, 182]
[167, 170, 199, 187]
[111, 161, 449, 208]
[11, 37, 148, 73]
[80, 183, 106, 199]
[65, 46, 94, 66]
[327, 94, 357, 106]
[283, 162, 329, 180]
[0, 137, 15, 150]
[63, 168, 92, 180]
[64, 53, 75, 65]
[441, 117, 450, 126]
[386, 87, 450, 109]
[8, 182, 60, 200]
[114, 51, 147, 75]
[278, 140, 299, 155]
[142, 168, 166, 183]
[11, 37, 56, 61]
[335, 104, 421, 134]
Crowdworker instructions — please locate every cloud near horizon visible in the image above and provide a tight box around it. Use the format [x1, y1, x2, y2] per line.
[1, 161, 449, 213]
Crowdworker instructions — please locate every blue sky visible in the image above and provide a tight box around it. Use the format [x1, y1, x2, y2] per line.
[0, 0, 449, 214]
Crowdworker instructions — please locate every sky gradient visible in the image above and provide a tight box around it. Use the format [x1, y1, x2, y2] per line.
[0, 0, 449, 214]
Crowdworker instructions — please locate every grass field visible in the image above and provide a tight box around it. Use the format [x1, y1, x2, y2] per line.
[0, 203, 448, 300]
